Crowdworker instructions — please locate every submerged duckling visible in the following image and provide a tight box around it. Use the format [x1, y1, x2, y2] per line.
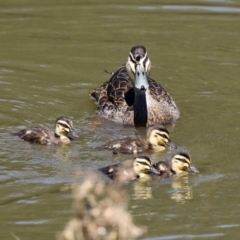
[13, 116, 78, 145]
[91, 45, 180, 126]
[101, 126, 176, 155]
[98, 156, 159, 182]
[152, 152, 199, 178]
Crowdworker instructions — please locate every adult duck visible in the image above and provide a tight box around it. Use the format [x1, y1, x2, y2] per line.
[90, 45, 180, 126]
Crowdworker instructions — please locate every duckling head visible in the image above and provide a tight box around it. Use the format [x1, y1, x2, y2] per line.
[55, 116, 78, 141]
[171, 152, 199, 176]
[126, 45, 151, 81]
[133, 156, 160, 178]
[147, 126, 176, 152]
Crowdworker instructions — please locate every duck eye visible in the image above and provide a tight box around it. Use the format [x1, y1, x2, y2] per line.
[59, 123, 69, 129]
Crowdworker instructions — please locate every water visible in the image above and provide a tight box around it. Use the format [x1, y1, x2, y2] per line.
[1, 0, 240, 239]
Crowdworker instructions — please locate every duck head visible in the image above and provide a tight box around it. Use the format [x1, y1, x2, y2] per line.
[171, 152, 199, 176]
[147, 126, 176, 151]
[55, 116, 79, 141]
[126, 45, 151, 81]
[133, 156, 160, 178]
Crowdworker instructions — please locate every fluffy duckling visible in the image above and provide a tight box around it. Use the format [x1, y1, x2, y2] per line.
[152, 152, 199, 178]
[101, 126, 175, 155]
[98, 156, 160, 182]
[13, 116, 78, 145]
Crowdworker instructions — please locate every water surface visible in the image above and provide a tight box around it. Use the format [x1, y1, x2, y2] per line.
[1, 0, 240, 239]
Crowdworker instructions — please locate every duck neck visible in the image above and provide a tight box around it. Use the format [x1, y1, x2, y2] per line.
[60, 135, 71, 143]
[55, 132, 71, 143]
[133, 87, 148, 126]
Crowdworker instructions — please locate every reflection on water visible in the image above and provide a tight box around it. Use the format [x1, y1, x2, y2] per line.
[170, 176, 193, 203]
[131, 175, 197, 202]
[144, 233, 224, 240]
[1, 0, 240, 239]
[52, 145, 73, 162]
[161, 5, 240, 13]
[132, 181, 153, 200]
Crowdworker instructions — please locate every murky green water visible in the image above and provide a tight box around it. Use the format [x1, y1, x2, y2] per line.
[1, 0, 240, 239]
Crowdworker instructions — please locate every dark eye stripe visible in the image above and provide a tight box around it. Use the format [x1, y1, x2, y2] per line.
[129, 54, 138, 63]
[175, 158, 190, 164]
[136, 160, 150, 167]
[156, 132, 169, 139]
[158, 128, 169, 134]
[58, 122, 70, 129]
[143, 56, 148, 67]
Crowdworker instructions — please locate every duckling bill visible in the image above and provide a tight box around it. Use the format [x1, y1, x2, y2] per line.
[101, 125, 176, 155]
[13, 116, 78, 145]
[98, 156, 160, 182]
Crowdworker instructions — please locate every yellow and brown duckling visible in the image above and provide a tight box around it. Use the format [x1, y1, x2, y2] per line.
[98, 156, 160, 182]
[101, 125, 176, 155]
[91, 45, 180, 126]
[152, 152, 199, 178]
[13, 116, 78, 145]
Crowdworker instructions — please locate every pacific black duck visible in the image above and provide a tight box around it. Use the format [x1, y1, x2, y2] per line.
[91, 45, 180, 126]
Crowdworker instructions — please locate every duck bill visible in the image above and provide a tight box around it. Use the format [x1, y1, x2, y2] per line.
[166, 140, 177, 149]
[149, 166, 160, 175]
[69, 128, 79, 138]
[134, 63, 149, 90]
[187, 164, 199, 174]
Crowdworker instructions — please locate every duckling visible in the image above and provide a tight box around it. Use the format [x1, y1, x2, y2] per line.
[101, 126, 176, 155]
[13, 116, 78, 145]
[98, 156, 160, 182]
[91, 45, 180, 126]
[152, 152, 199, 178]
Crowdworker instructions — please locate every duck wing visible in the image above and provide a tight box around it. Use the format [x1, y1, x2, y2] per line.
[91, 66, 134, 109]
[148, 78, 177, 105]
[98, 163, 121, 180]
[98, 160, 135, 181]
[102, 137, 148, 154]
[14, 126, 54, 145]
[152, 160, 172, 178]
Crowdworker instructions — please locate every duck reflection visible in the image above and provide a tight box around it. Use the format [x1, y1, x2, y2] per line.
[132, 180, 153, 200]
[52, 144, 72, 162]
[170, 176, 193, 203]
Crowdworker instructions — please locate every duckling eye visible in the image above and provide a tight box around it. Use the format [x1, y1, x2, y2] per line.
[59, 123, 69, 129]
[182, 166, 188, 171]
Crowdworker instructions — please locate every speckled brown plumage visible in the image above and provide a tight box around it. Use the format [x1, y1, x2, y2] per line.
[91, 63, 180, 126]
[13, 116, 78, 146]
[98, 156, 160, 182]
[100, 125, 174, 155]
